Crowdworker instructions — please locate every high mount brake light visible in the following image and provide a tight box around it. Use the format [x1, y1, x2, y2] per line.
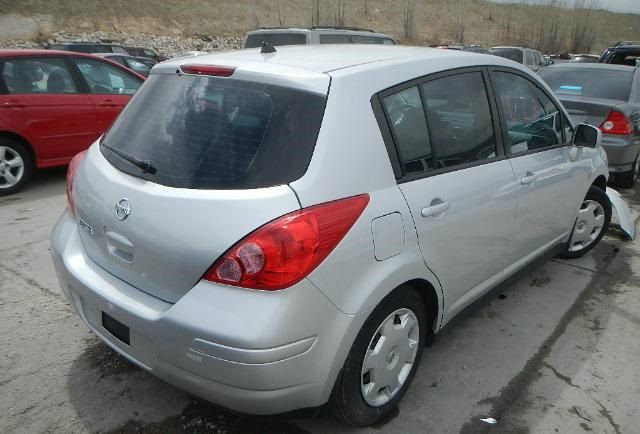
[66, 151, 86, 216]
[204, 194, 370, 291]
[180, 64, 236, 77]
[599, 110, 633, 135]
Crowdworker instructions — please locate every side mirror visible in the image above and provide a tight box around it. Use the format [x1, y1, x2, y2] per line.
[572, 123, 601, 148]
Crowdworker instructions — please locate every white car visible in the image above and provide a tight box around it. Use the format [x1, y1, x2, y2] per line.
[51, 45, 611, 426]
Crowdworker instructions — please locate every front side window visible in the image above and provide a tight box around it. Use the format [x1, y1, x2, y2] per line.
[421, 72, 497, 167]
[1, 57, 77, 94]
[73, 58, 141, 95]
[492, 71, 565, 154]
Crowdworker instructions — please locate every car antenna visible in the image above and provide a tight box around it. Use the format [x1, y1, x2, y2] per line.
[260, 41, 277, 54]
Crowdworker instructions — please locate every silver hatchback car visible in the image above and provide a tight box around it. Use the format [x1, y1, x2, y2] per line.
[51, 46, 611, 426]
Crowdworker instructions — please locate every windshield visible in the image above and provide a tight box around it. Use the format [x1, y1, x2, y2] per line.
[244, 33, 307, 48]
[539, 67, 633, 101]
[101, 74, 327, 189]
[490, 48, 524, 64]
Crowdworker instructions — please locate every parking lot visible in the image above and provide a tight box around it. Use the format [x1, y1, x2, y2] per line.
[0, 168, 638, 434]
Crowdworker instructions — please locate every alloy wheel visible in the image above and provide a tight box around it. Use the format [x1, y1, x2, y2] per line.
[0, 146, 25, 190]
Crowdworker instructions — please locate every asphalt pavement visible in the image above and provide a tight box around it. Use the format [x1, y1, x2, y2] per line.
[1, 169, 638, 434]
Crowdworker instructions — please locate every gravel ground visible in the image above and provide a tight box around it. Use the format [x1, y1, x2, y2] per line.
[0, 32, 242, 57]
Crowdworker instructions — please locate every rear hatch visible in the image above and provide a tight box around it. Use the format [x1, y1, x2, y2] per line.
[73, 66, 329, 303]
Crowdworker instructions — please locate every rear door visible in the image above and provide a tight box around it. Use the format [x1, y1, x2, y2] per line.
[489, 68, 587, 263]
[0, 56, 97, 164]
[70, 57, 142, 134]
[378, 68, 518, 320]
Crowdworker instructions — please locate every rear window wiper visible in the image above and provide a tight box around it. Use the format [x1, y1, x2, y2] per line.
[101, 142, 157, 175]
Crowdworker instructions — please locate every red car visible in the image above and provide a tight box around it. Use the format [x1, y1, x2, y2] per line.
[0, 49, 145, 195]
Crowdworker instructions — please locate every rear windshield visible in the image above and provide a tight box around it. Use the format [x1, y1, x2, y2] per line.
[101, 74, 326, 189]
[244, 33, 307, 48]
[490, 48, 524, 64]
[539, 67, 633, 101]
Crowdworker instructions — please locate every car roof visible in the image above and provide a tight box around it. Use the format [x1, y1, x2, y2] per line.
[158, 45, 509, 75]
[0, 49, 98, 58]
[246, 27, 392, 38]
[545, 63, 636, 72]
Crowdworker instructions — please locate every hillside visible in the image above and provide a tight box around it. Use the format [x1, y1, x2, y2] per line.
[1, 0, 639, 53]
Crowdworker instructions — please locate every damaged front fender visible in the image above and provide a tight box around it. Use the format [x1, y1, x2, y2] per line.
[606, 187, 635, 240]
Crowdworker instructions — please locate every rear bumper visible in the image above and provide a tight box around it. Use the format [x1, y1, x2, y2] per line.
[50, 211, 368, 415]
[601, 134, 639, 173]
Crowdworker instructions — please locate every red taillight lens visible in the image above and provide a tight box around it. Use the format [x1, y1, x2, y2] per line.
[599, 110, 633, 135]
[180, 64, 236, 77]
[204, 194, 370, 290]
[66, 151, 86, 216]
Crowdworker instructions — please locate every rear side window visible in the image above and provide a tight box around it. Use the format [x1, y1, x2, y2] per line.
[490, 48, 524, 64]
[351, 35, 385, 44]
[101, 74, 327, 189]
[1, 57, 77, 94]
[381, 72, 497, 175]
[73, 58, 141, 95]
[244, 33, 307, 48]
[525, 51, 534, 66]
[539, 67, 633, 101]
[608, 49, 640, 66]
[421, 72, 497, 167]
[319, 34, 351, 44]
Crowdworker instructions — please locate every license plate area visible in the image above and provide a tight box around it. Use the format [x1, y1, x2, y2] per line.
[102, 312, 131, 346]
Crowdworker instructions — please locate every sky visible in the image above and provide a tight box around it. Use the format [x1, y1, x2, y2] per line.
[601, 0, 640, 13]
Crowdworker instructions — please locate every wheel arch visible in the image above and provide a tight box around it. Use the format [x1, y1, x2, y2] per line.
[402, 278, 440, 337]
[0, 131, 37, 165]
[592, 174, 607, 191]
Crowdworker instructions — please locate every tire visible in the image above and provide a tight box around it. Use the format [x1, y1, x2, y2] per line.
[334, 286, 427, 426]
[557, 186, 612, 259]
[0, 138, 33, 196]
[615, 154, 640, 189]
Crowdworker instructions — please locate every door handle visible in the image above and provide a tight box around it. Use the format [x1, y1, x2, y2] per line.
[521, 171, 538, 185]
[421, 200, 449, 218]
[99, 100, 117, 106]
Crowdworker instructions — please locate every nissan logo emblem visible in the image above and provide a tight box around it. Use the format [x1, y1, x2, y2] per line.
[115, 198, 132, 221]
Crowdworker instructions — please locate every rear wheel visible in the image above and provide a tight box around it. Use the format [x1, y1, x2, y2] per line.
[0, 138, 33, 196]
[616, 154, 640, 189]
[334, 286, 427, 426]
[558, 186, 611, 259]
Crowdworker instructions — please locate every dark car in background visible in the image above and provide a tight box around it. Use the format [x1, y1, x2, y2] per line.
[0, 49, 144, 195]
[490, 46, 549, 71]
[125, 46, 167, 62]
[47, 42, 131, 55]
[94, 53, 152, 77]
[600, 42, 640, 66]
[539, 63, 640, 187]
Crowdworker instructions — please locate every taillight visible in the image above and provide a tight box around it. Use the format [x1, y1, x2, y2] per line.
[599, 110, 633, 135]
[180, 64, 236, 77]
[66, 151, 86, 216]
[204, 194, 370, 291]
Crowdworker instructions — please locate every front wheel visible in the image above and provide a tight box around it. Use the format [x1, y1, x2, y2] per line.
[557, 186, 611, 259]
[0, 138, 33, 196]
[334, 286, 427, 426]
